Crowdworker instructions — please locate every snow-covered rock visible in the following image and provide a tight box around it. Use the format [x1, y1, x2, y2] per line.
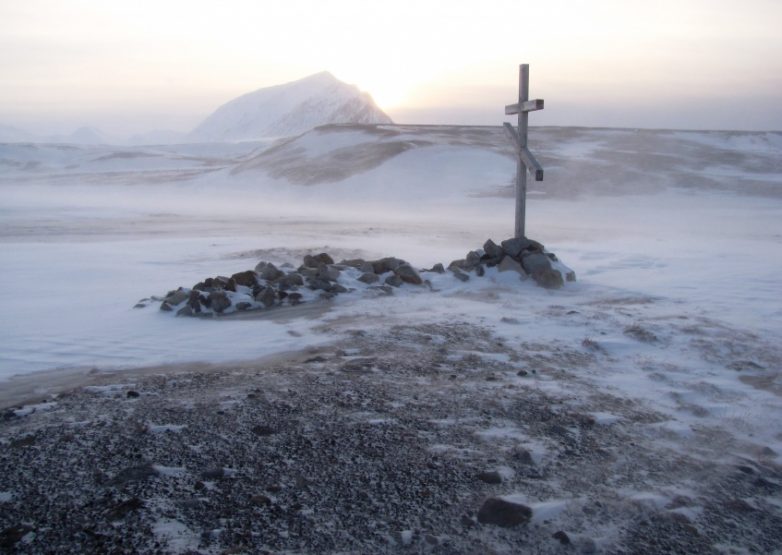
[187, 71, 392, 142]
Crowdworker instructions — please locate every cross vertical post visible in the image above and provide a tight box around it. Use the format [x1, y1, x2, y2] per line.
[516, 64, 529, 238]
[504, 63, 544, 239]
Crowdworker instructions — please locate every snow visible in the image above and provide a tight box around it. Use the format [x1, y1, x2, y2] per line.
[188, 71, 391, 142]
[152, 518, 201, 554]
[1, 124, 781, 466]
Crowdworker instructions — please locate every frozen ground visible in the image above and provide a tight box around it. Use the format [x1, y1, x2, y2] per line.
[0, 125, 781, 553]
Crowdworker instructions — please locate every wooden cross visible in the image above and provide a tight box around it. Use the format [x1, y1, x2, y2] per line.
[504, 63, 544, 238]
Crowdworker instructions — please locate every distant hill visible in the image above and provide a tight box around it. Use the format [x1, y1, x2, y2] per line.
[0, 124, 36, 143]
[187, 71, 392, 142]
[48, 126, 111, 145]
[0, 124, 112, 145]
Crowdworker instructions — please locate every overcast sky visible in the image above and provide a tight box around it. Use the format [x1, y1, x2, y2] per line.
[1, 0, 781, 136]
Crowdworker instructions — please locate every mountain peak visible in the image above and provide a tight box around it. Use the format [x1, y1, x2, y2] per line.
[188, 72, 392, 142]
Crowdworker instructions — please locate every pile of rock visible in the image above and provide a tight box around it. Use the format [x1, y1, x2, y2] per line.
[153, 252, 427, 317]
[145, 237, 574, 317]
[446, 237, 575, 289]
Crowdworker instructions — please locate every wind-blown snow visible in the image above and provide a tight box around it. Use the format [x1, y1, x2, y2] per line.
[1, 124, 780, 464]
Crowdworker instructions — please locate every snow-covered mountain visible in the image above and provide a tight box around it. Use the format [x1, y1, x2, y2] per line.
[187, 71, 392, 142]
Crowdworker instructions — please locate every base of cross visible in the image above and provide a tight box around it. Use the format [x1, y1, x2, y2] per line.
[447, 237, 576, 290]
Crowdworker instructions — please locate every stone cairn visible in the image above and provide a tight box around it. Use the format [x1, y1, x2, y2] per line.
[140, 237, 575, 317]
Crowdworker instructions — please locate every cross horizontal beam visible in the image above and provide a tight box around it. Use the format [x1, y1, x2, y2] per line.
[503, 123, 544, 181]
[504, 99, 544, 115]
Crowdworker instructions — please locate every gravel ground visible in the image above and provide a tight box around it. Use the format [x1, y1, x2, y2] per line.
[2, 321, 781, 554]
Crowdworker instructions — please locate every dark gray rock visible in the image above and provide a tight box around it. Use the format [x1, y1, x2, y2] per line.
[256, 262, 284, 282]
[176, 305, 193, 317]
[252, 425, 277, 436]
[522, 253, 564, 289]
[552, 531, 571, 545]
[317, 264, 341, 282]
[0, 525, 33, 550]
[254, 287, 277, 308]
[475, 264, 485, 277]
[498, 256, 527, 277]
[164, 288, 190, 306]
[371, 257, 403, 274]
[448, 259, 466, 271]
[235, 302, 252, 311]
[477, 497, 532, 527]
[188, 289, 204, 313]
[358, 272, 379, 284]
[201, 468, 225, 480]
[450, 268, 470, 282]
[250, 494, 272, 507]
[424, 263, 445, 274]
[278, 272, 304, 289]
[501, 237, 544, 258]
[230, 270, 258, 288]
[464, 250, 483, 270]
[209, 291, 232, 313]
[482, 239, 505, 262]
[394, 263, 423, 285]
[106, 497, 143, 521]
[298, 266, 318, 279]
[385, 274, 404, 287]
[308, 278, 333, 292]
[126, 390, 140, 398]
[339, 258, 373, 272]
[287, 292, 303, 305]
[159, 302, 173, 312]
[111, 464, 159, 485]
[303, 253, 334, 267]
[330, 283, 348, 294]
[477, 471, 502, 484]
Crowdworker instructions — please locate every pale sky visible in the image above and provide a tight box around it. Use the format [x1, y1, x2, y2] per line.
[1, 0, 781, 136]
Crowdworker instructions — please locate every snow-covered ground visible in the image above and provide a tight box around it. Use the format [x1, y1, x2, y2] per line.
[1, 125, 779, 378]
[1, 125, 780, 552]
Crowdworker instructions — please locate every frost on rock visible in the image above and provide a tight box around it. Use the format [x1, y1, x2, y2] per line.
[148, 238, 575, 317]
